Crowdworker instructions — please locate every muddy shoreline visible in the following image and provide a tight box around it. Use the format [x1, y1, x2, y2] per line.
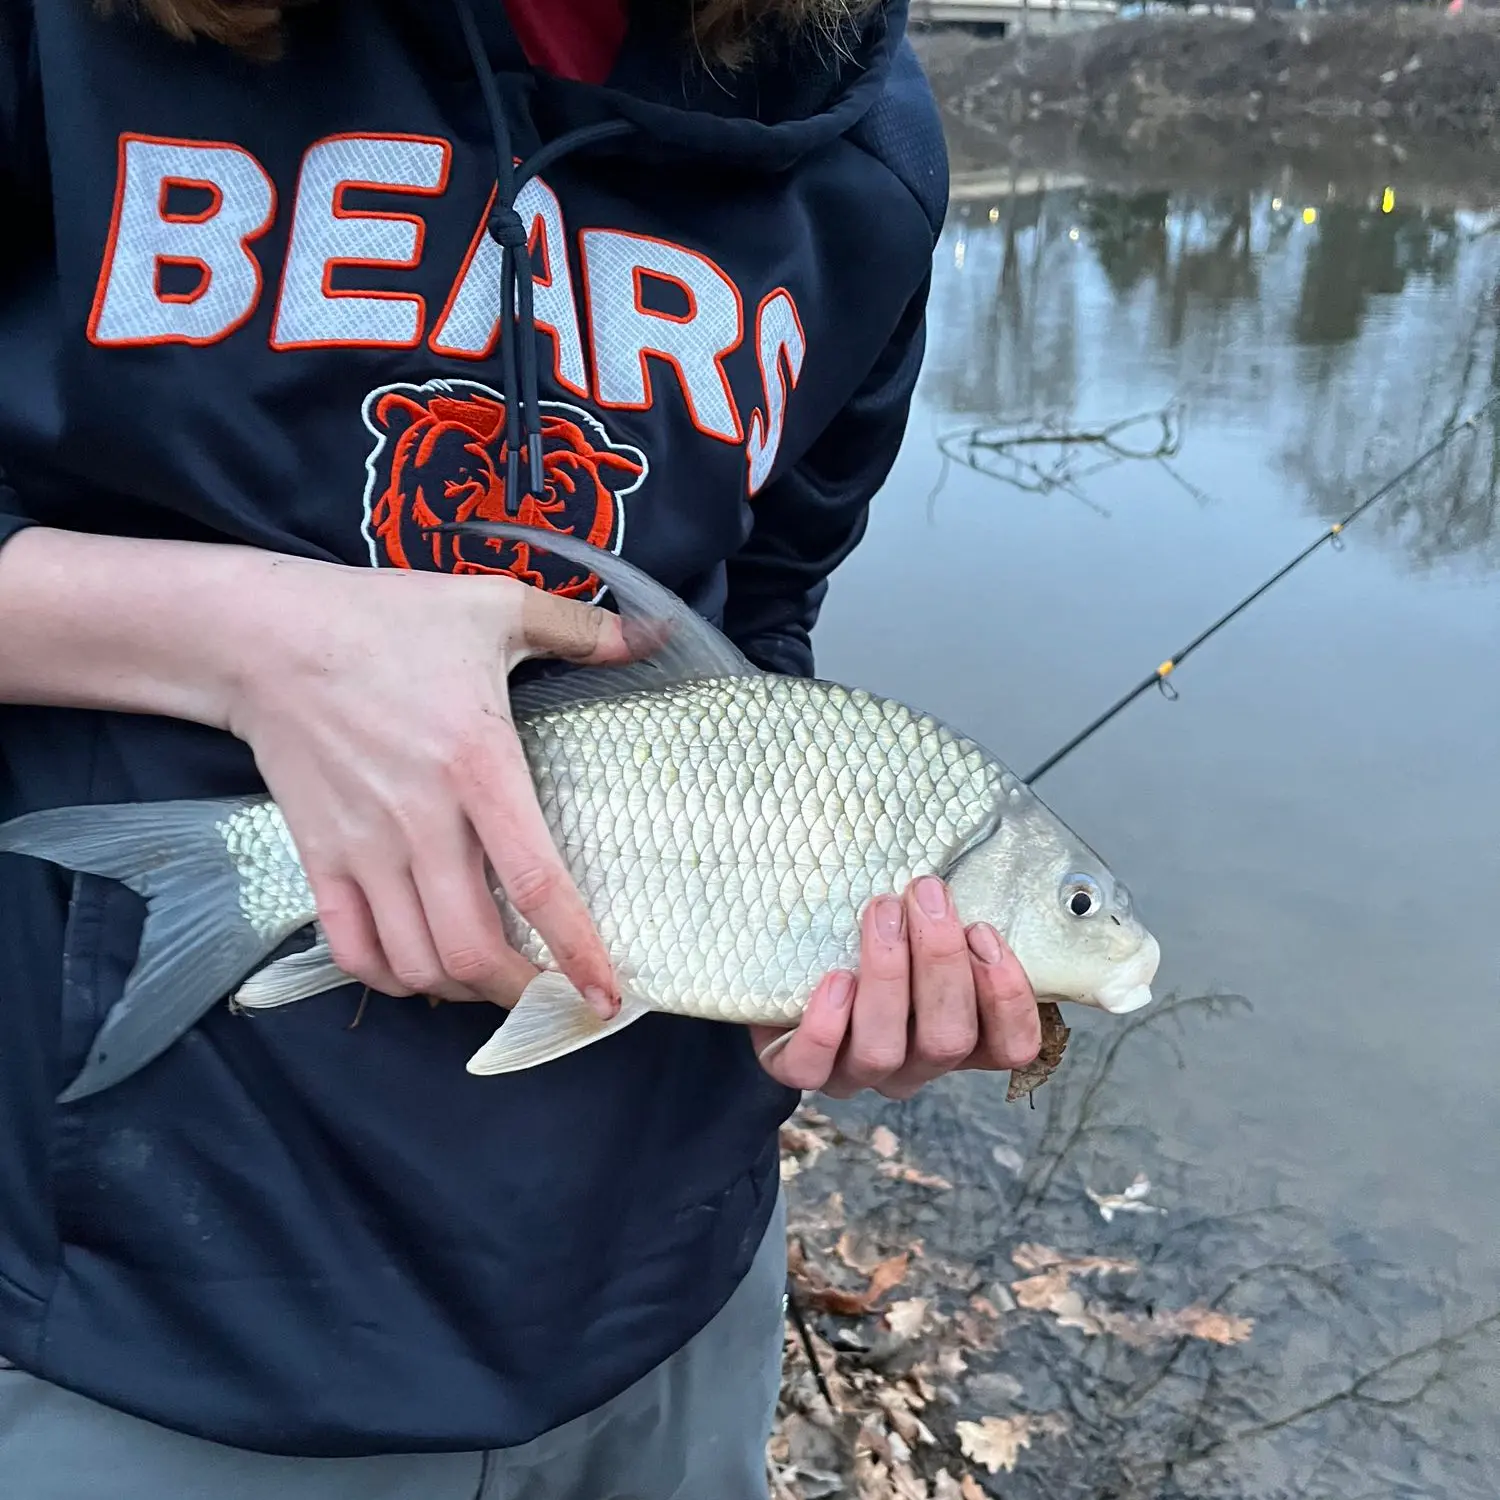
[914, 10, 1500, 205]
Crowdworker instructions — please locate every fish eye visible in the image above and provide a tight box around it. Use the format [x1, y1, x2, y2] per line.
[1061, 874, 1103, 919]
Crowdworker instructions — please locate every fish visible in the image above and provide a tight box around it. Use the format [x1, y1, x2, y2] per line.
[0, 520, 1161, 1105]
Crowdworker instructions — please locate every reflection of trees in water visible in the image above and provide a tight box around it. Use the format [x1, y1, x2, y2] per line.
[1294, 204, 1462, 347]
[1284, 261, 1500, 572]
[1078, 189, 1262, 348]
[921, 181, 1500, 567]
[1161, 195, 1260, 350]
[1295, 398, 1500, 572]
[1077, 190, 1170, 296]
[923, 186, 1084, 421]
[819, 995, 1499, 1499]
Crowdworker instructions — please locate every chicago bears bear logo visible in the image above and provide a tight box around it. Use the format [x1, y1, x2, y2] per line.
[359, 378, 648, 601]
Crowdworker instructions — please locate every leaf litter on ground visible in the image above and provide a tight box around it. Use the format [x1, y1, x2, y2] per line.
[769, 1095, 1257, 1497]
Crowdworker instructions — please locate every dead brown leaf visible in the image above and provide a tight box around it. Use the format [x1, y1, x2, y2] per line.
[855, 1417, 891, 1463]
[780, 1412, 842, 1471]
[866, 1251, 912, 1305]
[891, 1462, 927, 1500]
[1007, 1000, 1071, 1102]
[793, 1247, 910, 1318]
[1168, 1305, 1256, 1345]
[1013, 1275, 1255, 1348]
[853, 1449, 891, 1500]
[1009, 1243, 1066, 1272]
[780, 1124, 829, 1158]
[936, 1473, 988, 1500]
[802, 1285, 873, 1317]
[1011, 1244, 1137, 1287]
[956, 1415, 1031, 1474]
[876, 1161, 955, 1190]
[953, 1309, 998, 1349]
[957, 1414, 1067, 1474]
[837, 1230, 887, 1276]
[1011, 1266, 1072, 1312]
[884, 1297, 929, 1340]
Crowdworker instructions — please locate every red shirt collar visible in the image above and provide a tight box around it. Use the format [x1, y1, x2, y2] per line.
[503, 0, 629, 84]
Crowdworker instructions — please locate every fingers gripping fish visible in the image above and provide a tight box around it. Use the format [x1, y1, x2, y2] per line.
[0, 522, 1161, 1104]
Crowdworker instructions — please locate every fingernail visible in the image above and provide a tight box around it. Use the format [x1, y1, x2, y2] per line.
[757, 1031, 794, 1066]
[583, 984, 615, 1018]
[873, 896, 904, 943]
[915, 876, 949, 919]
[828, 972, 856, 1010]
[967, 922, 1004, 966]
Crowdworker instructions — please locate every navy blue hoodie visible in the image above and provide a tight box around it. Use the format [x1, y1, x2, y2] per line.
[0, 0, 947, 1457]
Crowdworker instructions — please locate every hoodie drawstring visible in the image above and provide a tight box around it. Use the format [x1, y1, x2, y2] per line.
[450, 0, 635, 511]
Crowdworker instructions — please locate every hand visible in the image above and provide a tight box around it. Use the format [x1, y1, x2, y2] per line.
[751, 876, 1042, 1100]
[227, 558, 631, 1015]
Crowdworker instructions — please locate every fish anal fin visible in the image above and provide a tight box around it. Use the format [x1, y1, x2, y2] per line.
[465, 971, 652, 1075]
[232, 934, 353, 1011]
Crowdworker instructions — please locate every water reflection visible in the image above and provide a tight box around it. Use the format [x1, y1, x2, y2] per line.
[927, 182, 1500, 568]
[1293, 202, 1461, 346]
[809, 165, 1500, 1499]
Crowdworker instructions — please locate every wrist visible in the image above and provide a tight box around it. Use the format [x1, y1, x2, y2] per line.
[205, 550, 338, 738]
[0, 528, 344, 732]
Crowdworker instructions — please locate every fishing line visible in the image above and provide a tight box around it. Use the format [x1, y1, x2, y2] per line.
[1023, 393, 1500, 786]
[785, 1274, 836, 1409]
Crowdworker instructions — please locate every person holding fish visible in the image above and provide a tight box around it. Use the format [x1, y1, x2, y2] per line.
[0, 1, 1158, 1496]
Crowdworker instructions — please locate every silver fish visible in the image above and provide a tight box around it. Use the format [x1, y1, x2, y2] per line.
[0, 521, 1160, 1103]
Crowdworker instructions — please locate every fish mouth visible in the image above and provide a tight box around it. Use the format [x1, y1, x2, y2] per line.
[1093, 933, 1162, 1016]
[1097, 982, 1154, 1015]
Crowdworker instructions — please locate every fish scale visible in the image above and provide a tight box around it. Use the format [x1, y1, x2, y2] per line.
[505, 674, 1003, 1025]
[221, 800, 314, 940]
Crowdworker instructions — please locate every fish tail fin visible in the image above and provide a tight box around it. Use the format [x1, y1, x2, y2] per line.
[0, 797, 289, 1103]
[465, 971, 652, 1075]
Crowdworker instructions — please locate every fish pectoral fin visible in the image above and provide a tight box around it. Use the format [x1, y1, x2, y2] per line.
[465, 972, 652, 1075]
[232, 933, 354, 1011]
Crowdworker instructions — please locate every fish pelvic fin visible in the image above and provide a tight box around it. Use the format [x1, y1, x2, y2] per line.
[465, 971, 653, 1075]
[0, 796, 298, 1103]
[232, 932, 351, 1011]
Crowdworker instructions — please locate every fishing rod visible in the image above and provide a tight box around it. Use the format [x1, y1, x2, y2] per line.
[1023, 392, 1500, 786]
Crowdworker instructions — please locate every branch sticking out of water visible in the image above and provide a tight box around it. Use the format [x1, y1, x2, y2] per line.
[934, 401, 1211, 513]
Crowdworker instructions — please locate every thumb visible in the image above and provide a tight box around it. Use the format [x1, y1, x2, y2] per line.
[516, 585, 633, 666]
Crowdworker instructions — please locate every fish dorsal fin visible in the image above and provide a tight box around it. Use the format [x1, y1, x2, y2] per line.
[436, 520, 761, 718]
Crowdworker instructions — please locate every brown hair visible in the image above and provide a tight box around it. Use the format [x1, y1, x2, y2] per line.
[95, 0, 878, 65]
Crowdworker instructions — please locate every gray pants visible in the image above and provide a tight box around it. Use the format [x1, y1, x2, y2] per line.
[0, 1193, 786, 1500]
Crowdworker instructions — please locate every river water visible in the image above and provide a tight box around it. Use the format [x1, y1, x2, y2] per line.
[807, 172, 1500, 1494]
